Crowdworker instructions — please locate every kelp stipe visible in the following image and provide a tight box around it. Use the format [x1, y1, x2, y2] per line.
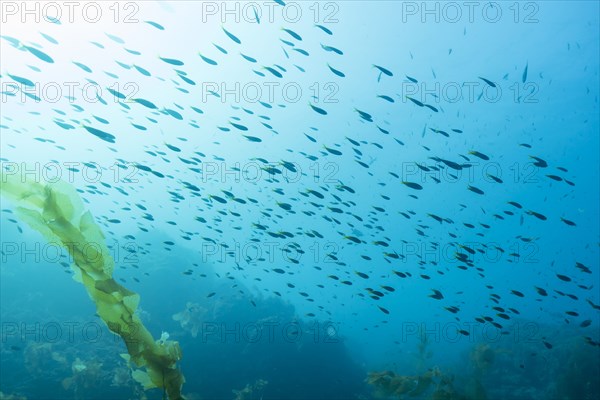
[0, 171, 185, 399]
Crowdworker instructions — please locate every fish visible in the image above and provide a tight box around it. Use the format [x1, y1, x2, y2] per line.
[241, 53, 257, 63]
[487, 174, 503, 183]
[467, 185, 484, 195]
[243, 135, 262, 143]
[199, 53, 218, 65]
[159, 56, 184, 66]
[479, 77, 496, 87]
[373, 65, 393, 76]
[25, 46, 54, 63]
[315, 24, 333, 35]
[355, 109, 373, 122]
[402, 182, 423, 190]
[469, 150, 490, 160]
[530, 156, 548, 168]
[321, 44, 343, 55]
[7, 74, 35, 87]
[264, 66, 283, 78]
[377, 95, 395, 103]
[406, 96, 424, 107]
[282, 28, 302, 41]
[527, 210, 547, 221]
[560, 217, 576, 226]
[145, 21, 164, 30]
[309, 103, 328, 115]
[252, 6, 260, 23]
[355, 271, 369, 279]
[378, 306, 390, 314]
[82, 126, 116, 143]
[556, 274, 571, 282]
[580, 320, 592, 328]
[328, 64, 345, 77]
[222, 26, 241, 44]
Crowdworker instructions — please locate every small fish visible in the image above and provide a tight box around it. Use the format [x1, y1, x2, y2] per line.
[25, 46, 54, 63]
[534, 287, 547, 296]
[508, 201, 523, 209]
[199, 53, 218, 66]
[424, 104, 438, 112]
[321, 44, 343, 55]
[530, 156, 548, 167]
[309, 103, 327, 115]
[406, 96, 424, 107]
[378, 306, 390, 315]
[243, 135, 262, 142]
[522, 62, 528, 83]
[145, 21, 165, 30]
[580, 320, 592, 328]
[487, 174, 503, 183]
[213, 43, 228, 54]
[324, 146, 342, 156]
[479, 77, 496, 87]
[315, 24, 333, 35]
[345, 236, 362, 244]
[467, 185, 484, 195]
[328, 64, 345, 77]
[355, 109, 373, 122]
[241, 53, 257, 63]
[373, 65, 393, 76]
[230, 121, 248, 131]
[159, 56, 184, 66]
[402, 181, 423, 190]
[264, 66, 283, 78]
[252, 6, 260, 24]
[7, 74, 35, 87]
[527, 210, 547, 221]
[355, 271, 369, 279]
[469, 150, 490, 160]
[282, 28, 302, 41]
[222, 26, 241, 44]
[377, 95, 395, 103]
[560, 217, 576, 226]
[134, 98, 158, 109]
[83, 126, 116, 143]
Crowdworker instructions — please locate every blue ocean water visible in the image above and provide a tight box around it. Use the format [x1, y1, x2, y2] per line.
[0, 1, 599, 399]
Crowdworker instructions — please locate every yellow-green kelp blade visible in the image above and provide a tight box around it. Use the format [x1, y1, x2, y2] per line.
[0, 171, 185, 400]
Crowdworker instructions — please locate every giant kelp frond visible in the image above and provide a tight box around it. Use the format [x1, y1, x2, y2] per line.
[0, 171, 185, 400]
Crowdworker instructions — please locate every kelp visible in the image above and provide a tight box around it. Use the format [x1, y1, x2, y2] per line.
[366, 368, 486, 400]
[366, 339, 492, 400]
[0, 172, 185, 399]
[232, 379, 269, 400]
[366, 368, 441, 398]
[173, 302, 206, 338]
